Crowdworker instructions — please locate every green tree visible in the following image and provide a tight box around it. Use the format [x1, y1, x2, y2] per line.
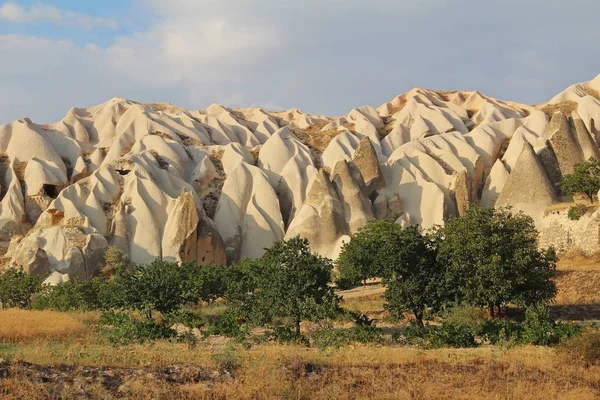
[226, 237, 340, 336]
[112, 260, 200, 319]
[338, 220, 445, 328]
[0, 268, 44, 309]
[181, 262, 227, 303]
[437, 206, 557, 318]
[336, 219, 397, 286]
[382, 225, 446, 328]
[559, 158, 600, 203]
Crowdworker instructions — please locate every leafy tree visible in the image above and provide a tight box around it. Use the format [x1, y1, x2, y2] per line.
[0, 268, 43, 309]
[181, 262, 227, 303]
[112, 260, 199, 319]
[437, 206, 557, 318]
[337, 220, 446, 328]
[559, 158, 600, 203]
[226, 237, 340, 336]
[336, 219, 398, 286]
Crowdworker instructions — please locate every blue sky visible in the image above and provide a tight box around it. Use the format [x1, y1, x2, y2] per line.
[0, 0, 599, 123]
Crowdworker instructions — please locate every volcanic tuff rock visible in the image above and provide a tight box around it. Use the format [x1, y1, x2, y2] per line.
[2, 75, 600, 280]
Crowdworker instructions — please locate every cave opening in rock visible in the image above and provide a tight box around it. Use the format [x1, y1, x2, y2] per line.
[43, 184, 59, 199]
[116, 169, 131, 176]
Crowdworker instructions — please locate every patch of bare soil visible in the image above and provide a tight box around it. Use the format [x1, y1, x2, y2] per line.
[0, 360, 229, 400]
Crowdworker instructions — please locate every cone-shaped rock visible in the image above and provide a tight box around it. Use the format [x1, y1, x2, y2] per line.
[572, 112, 600, 161]
[285, 169, 350, 259]
[352, 137, 385, 195]
[330, 159, 374, 233]
[496, 142, 557, 226]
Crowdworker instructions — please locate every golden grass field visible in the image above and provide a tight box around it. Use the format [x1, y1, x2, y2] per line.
[0, 253, 599, 399]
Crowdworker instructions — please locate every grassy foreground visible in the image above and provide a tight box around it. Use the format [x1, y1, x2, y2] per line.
[1, 254, 600, 399]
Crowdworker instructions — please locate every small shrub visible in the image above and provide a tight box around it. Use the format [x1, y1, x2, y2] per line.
[392, 323, 428, 345]
[559, 331, 600, 365]
[270, 326, 307, 344]
[568, 204, 589, 221]
[481, 320, 524, 347]
[522, 303, 581, 346]
[311, 317, 383, 349]
[429, 323, 478, 348]
[166, 310, 206, 329]
[212, 343, 242, 372]
[442, 305, 487, 334]
[99, 311, 176, 345]
[204, 309, 247, 339]
[32, 278, 113, 312]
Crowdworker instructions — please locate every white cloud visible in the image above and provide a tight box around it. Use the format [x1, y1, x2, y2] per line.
[0, 1, 118, 29]
[0, 0, 599, 124]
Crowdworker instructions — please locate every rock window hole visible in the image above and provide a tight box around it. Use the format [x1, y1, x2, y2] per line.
[43, 184, 59, 199]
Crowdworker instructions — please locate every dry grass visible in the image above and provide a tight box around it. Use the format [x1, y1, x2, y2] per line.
[3, 251, 600, 398]
[557, 249, 600, 271]
[293, 123, 341, 153]
[0, 309, 90, 343]
[341, 292, 386, 316]
[2, 344, 600, 399]
[541, 100, 578, 116]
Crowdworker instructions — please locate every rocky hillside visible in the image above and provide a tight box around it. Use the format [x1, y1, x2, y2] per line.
[1, 74, 600, 283]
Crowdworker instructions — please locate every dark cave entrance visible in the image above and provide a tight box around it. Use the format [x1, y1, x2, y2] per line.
[43, 184, 59, 199]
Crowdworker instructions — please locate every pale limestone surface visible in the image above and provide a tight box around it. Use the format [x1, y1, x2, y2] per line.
[1, 76, 600, 281]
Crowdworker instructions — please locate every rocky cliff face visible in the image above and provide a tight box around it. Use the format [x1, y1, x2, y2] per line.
[1, 74, 600, 282]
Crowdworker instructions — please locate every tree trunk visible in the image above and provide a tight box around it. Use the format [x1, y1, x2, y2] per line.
[489, 304, 495, 319]
[294, 315, 301, 336]
[414, 311, 424, 328]
[588, 193, 594, 204]
[496, 304, 502, 319]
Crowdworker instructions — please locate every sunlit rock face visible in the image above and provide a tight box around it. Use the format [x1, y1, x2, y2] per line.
[3, 74, 600, 280]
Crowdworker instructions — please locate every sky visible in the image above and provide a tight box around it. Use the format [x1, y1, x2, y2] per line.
[0, 0, 599, 124]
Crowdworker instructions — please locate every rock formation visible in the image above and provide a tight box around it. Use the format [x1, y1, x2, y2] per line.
[1, 74, 600, 281]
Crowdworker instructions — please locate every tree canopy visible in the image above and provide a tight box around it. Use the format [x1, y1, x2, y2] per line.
[338, 220, 446, 327]
[559, 158, 600, 202]
[226, 236, 340, 335]
[437, 206, 557, 317]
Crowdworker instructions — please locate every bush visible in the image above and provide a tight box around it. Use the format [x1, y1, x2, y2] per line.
[311, 314, 383, 349]
[522, 303, 581, 346]
[33, 278, 114, 311]
[429, 323, 478, 348]
[203, 309, 247, 339]
[559, 331, 600, 365]
[392, 323, 429, 345]
[481, 320, 524, 347]
[112, 260, 201, 319]
[166, 309, 206, 329]
[267, 326, 307, 344]
[212, 344, 242, 372]
[442, 305, 487, 334]
[568, 204, 589, 221]
[0, 268, 43, 309]
[99, 311, 176, 345]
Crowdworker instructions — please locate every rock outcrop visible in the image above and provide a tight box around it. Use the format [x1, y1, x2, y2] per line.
[1, 74, 600, 279]
[496, 143, 557, 226]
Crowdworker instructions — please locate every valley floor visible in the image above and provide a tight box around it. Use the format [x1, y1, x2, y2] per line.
[1, 254, 600, 399]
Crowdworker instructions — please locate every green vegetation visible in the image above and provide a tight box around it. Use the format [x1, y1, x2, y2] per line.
[438, 206, 557, 317]
[559, 158, 600, 202]
[0, 207, 588, 350]
[225, 237, 340, 336]
[568, 203, 589, 220]
[0, 268, 43, 309]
